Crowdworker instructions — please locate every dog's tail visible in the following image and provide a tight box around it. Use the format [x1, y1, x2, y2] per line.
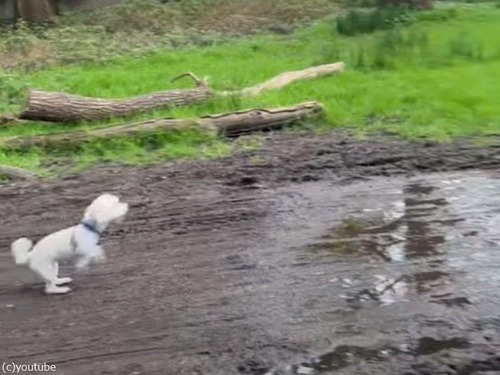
[11, 238, 33, 265]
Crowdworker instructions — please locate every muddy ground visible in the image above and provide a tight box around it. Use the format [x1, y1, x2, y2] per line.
[1, 132, 500, 375]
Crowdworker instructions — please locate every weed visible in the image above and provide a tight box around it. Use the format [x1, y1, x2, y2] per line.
[448, 33, 484, 61]
[233, 135, 266, 153]
[0, 73, 28, 112]
[336, 6, 416, 36]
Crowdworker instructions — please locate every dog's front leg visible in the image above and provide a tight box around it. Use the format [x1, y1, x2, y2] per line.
[92, 245, 106, 263]
[75, 255, 91, 271]
[75, 245, 105, 271]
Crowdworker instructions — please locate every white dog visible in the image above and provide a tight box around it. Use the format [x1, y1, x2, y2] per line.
[10, 193, 128, 295]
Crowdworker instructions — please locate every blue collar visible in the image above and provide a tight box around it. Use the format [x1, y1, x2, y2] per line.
[80, 220, 101, 236]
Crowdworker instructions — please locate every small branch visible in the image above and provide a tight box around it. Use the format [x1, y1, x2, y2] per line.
[377, 275, 407, 296]
[170, 72, 207, 88]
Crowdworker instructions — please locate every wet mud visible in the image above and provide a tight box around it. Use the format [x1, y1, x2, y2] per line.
[1, 132, 500, 375]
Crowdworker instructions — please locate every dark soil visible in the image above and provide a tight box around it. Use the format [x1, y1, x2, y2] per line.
[1, 132, 500, 375]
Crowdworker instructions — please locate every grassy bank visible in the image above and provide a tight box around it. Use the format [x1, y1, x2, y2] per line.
[1, 2, 500, 175]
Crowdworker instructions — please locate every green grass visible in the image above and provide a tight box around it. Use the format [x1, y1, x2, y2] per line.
[1, 3, 500, 175]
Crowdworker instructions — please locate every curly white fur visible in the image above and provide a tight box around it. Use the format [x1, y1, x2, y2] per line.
[11, 193, 129, 295]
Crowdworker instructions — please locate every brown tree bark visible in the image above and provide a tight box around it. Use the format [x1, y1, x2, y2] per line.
[15, 0, 57, 23]
[18, 63, 343, 124]
[7, 102, 323, 149]
[19, 84, 213, 123]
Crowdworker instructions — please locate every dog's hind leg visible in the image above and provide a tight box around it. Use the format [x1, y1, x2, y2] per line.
[45, 282, 71, 294]
[52, 262, 73, 285]
[30, 260, 71, 294]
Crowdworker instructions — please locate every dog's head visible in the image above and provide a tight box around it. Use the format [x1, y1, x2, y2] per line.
[83, 193, 129, 230]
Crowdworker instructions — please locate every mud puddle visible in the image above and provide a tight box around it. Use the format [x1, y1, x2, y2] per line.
[261, 170, 500, 375]
[0, 136, 500, 374]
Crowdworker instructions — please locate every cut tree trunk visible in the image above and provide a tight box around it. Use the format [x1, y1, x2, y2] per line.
[203, 101, 323, 136]
[18, 62, 343, 124]
[15, 0, 57, 23]
[7, 102, 323, 149]
[19, 83, 213, 123]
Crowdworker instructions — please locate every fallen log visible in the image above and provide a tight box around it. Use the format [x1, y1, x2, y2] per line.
[5, 102, 323, 149]
[18, 62, 344, 123]
[19, 74, 212, 123]
[0, 165, 39, 181]
[230, 62, 345, 97]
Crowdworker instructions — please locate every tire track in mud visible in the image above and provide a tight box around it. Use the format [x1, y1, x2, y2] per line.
[0, 133, 500, 375]
[0, 175, 301, 375]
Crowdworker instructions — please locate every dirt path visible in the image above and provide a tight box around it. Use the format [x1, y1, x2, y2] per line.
[1, 132, 500, 375]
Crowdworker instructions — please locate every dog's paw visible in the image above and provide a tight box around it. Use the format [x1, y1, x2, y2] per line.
[55, 277, 73, 285]
[45, 285, 71, 294]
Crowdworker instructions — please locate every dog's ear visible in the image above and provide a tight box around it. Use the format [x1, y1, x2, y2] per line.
[84, 204, 98, 221]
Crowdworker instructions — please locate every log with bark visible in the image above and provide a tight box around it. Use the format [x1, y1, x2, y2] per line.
[6, 102, 323, 149]
[228, 62, 345, 97]
[19, 74, 212, 123]
[18, 62, 344, 123]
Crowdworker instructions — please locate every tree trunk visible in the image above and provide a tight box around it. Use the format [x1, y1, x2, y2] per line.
[19, 85, 213, 123]
[206, 101, 323, 137]
[15, 0, 57, 23]
[7, 102, 323, 149]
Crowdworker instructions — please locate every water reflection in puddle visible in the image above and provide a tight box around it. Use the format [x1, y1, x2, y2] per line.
[306, 180, 465, 264]
[265, 172, 500, 374]
[301, 175, 500, 309]
[415, 336, 470, 356]
[266, 336, 472, 375]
